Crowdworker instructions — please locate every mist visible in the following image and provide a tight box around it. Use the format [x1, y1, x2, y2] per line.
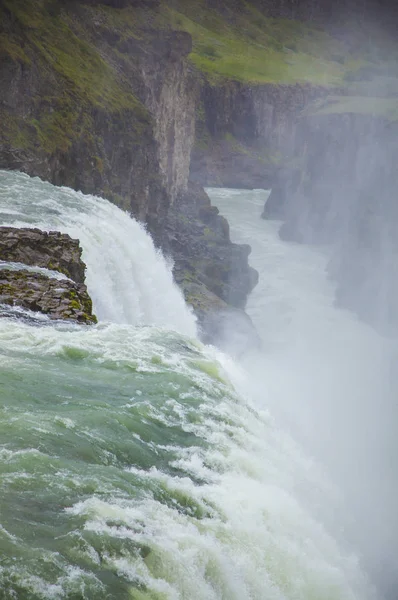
[210, 183, 398, 599]
[209, 21, 398, 595]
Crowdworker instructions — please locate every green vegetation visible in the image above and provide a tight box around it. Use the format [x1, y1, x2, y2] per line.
[0, 0, 150, 156]
[1, 0, 142, 112]
[155, 0, 398, 117]
[156, 1, 355, 85]
[0, 32, 31, 64]
[1, 0, 397, 158]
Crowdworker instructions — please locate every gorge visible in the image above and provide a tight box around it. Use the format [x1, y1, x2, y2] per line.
[1, 0, 398, 598]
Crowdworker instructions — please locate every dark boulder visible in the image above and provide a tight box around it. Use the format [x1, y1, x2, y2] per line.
[0, 269, 96, 324]
[0, 227, 86, 283]
[0, 226, 97, 324]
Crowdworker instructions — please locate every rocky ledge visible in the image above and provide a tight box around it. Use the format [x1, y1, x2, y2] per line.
[163, 184, 261, 352]
[0, 227, 97, 324]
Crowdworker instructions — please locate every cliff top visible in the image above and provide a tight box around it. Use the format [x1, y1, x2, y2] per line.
[1, 0, 397, 127]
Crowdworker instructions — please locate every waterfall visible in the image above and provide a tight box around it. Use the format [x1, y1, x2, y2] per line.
[0, 172, 380, 599]
[0, 170, 196, 336]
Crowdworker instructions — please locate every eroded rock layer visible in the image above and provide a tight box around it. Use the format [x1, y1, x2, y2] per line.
[0, 227, 96, 324]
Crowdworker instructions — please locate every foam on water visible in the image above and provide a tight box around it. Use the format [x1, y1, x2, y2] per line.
[0, 170, 196, 335]
[0, 317, 376, 599]
[0, 173, 380, 598]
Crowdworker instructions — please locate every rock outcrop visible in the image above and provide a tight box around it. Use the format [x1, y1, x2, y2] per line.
[0, 227, 86, 283]
[163, 183, 260, 349]
[0, 227, 96, 324]
[164, 184, 258, 307]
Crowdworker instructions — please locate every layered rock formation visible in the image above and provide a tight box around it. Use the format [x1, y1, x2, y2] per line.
[191, 82, 326, 189]
[0, 227, 86, 283]
[162, 183, 260, 349]
[0, 227, 96, 323]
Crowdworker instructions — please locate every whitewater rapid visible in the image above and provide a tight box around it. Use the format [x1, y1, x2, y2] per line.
[0, 172, 383, 599]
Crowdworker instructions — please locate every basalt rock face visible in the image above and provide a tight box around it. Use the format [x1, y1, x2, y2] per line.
[190, 81, 326, 189]
[0, 227, 97, 324]
[164, 184, 258, 308]
[137, 30, 197, 208]
[0, 2, 189, 239]
[162, 183, 260, 348]
[263, 113, 398, 334]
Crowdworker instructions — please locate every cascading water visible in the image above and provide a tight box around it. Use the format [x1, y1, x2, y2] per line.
[0, 171, 196, 335]
[0, 171, 380, 599]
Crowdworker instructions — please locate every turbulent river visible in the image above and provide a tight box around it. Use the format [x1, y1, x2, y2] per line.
[0, 171, 393, 599]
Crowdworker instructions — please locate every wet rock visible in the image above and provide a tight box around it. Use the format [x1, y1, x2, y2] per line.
[0, 226, 97, 324]
[191, 82, 327, 190]
[162, 183, 259, 347]
[0, 269, 96, 324]
[164, 184, 258, 308]
[0, 227, 86, 283]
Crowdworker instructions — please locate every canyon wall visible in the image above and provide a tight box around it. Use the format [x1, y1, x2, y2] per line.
[0, 0, 260, 336]
[263, 111, 398, 334]
[1, 0, 397, 336]
[190, 81, 326, 188]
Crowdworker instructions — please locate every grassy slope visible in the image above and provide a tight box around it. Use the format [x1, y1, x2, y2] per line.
[156, 0, 398, 118]
[306, 95, 398, 120]
[0, 0, 150, 155]
[157, 1, 350, 85]
[0, 0, 397, 135]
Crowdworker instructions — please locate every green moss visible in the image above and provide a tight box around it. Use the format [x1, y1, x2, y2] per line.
[0, 0, 152, 159]
[94, 156, 104, 174]
[28, 101, 79, 154]
[0, 32, 31, 64]
[2, 0, 147, 115]
[62, 288, 97, 323]
[69, 299, 80, 310]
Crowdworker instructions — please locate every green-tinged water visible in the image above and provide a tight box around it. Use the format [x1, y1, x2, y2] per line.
[0, 172, 377, 599]
[0, 320, 373, 600]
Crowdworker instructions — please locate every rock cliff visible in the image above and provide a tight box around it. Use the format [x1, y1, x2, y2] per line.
[0, 0, 260, 336]
[1, 0, 397, 338]
[191, 81, 326, 188]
